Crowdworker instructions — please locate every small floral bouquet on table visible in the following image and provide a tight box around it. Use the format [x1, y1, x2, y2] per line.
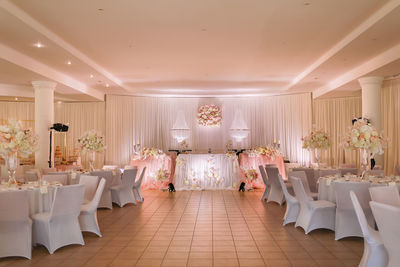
[302, 129, 331, 150]
[197, 104, 222, 127]
[244, 169, 258, 181]
[78, 130, 106, 152]
[138, 147, 165, 160]
[246, 145, 282, 159]
[153, 169, 170, 182]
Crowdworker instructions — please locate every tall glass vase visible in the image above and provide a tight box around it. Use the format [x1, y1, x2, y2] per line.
[88, 151, 95, 172]
[6, 151, 18, 186]
[314, 148, 320, 168]
[360, 148, 370, 179]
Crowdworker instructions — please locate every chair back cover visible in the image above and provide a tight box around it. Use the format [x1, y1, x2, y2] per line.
[121, 168, 138, 188]
[25, 172, 38, 182]
[79, 175, 99, 202]
[124, 165, 136, 170]
[42, 168, 57, 175]
[289, 171, 312, 196]
[292, 167, 316, 190]
[278, 174, 295, 202]
[368, 170, 385, 177]
[258, 165, 268, 186]
[42, 174, 68, 185]
[50, 184, 85, 218]
[0, 191, 29, 221]
[318, 169, 341, 178]
[90, 171, 113, 190]
[370, 201, 400, 267]
[335, 182, 371, 211]
[134, 167, 146, 187]
[290, 177, 310, 209]
[349, 191, 375, 242]
[369, 186, 400, 206]
[265, 166, 280, 188]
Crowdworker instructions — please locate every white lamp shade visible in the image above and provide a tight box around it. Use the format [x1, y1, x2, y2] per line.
[230, 110, 249, 142]
[171, 111, 190, 142]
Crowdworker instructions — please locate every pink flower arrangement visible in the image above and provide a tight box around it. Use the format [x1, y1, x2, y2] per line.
[244, 169, 258, 181]
[246, 145, 281, 158]
[302, 129, 331, 149]
[0, 119, 38, 157]
[342, 118, 387, 155]
[197, 104, 222, 127]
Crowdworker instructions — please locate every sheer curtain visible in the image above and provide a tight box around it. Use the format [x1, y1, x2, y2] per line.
[0, 101, 34, 129]
[382, 78, 400, 174]
[105, 94, 312, 166]
[54, 102, 105, 169]
[313, 96, 362, 167]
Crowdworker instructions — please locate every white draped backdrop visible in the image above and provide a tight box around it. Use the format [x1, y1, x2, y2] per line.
[1, 79, 400, 174]
[105, 94, 313, 166]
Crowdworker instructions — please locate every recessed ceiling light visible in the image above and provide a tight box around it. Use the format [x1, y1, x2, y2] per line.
[67, 60, 72, 65]
[57, 101, 62, 104]
[15, 97, 18, 101]
[314, 77, 318, 80]
[201, 28, 207, 32]
[98, 8, 104, 11]
[304, 2, 311, 6]
[34, 42, 43, 48]
[90, 74, 94, 78]
[105, 83, 110, 88]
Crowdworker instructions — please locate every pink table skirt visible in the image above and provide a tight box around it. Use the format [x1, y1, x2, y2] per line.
[238, 154, 286, 188]
[130, 152, 176, 190]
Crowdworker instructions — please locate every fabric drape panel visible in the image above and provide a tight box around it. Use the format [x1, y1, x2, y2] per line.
[0, 101, 35, 129]
[54, 102, 105, 169]
[382, 79, 400, 175]
[313, 97, 362, 167]
[105, 94, 313, 166]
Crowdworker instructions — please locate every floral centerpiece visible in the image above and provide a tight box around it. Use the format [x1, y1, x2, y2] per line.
[0, 119, 38, 184]
[140, 147, 165, 159]
[342, 118, 387, 177]
[302, 129, 331, 167]
[197, 104, 222, 127]
[244, 169, 258, 181]
[78, 130, 105, 171]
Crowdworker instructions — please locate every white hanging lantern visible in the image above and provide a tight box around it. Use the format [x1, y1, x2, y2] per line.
[229, 109, 249, 142]
[171, 111, 190, 143]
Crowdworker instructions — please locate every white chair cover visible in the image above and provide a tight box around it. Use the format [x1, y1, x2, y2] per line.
[79, 178, 106, 237]
[79, 175, 99, 204]
[90, 171, 114, 209]
[32, 184, 85, 254]
[370, 201, 400, 267]
[0, 191, 32, 259]
[103, 165, 119, 170]
[334, 181, 373, 240]
[369, 186, 400, 207]
[258, 165, 269, 201]
[290, 177, 336, 234]
[339, 168, 358, 176]
[265, 166, 284, 205]
[340, 164, 356, 168]
[124, 165, 135, 170]
[25, 172, 39, 183]
[278, 174, 299, 226]
[350, 192, 387, 267]
[42, 168, 56, 175]
[292, 167, 316, 192]
[318, 169, 341, 178]
[289, 171, 317, 200]
[42, 174, 68, 185]
[110, 168, 138, 207]
[132, 167, 146, 203]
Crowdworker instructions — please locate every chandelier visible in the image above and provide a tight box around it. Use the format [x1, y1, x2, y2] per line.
[171, 111, 190, 143]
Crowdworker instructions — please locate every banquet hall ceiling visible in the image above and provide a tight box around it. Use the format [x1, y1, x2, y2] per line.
[0, 0, 400, 101]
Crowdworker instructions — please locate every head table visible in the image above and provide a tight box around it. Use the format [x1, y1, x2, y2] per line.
[174, 153, 240, 190]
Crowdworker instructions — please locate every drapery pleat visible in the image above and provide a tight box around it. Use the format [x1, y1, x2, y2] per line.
[313, 96, 362, 167]
[382, 78, 400, 175]
[105, 94, 313, 166]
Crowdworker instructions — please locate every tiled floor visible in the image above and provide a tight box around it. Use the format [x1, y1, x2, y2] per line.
[0, 190, 363, 267]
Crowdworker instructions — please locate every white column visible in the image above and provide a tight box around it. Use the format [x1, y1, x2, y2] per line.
[358, 76, 383, 131]
[32, 81, 56, 169]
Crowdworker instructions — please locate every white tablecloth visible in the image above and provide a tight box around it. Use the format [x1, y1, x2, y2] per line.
[0, 184, 58, 216]
[318, 176, 400, 203]
[174, 154, 240, 190]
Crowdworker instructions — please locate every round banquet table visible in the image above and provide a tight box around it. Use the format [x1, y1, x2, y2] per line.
[238, 153, 286, 188]
[318, 176, 400, 203]
[130, 153, 176, 190]
[0, 183, 58, 216]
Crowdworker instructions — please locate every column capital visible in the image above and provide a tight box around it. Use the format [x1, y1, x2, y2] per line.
[358, 76, 384, 87]
[31, 80, 57, 91]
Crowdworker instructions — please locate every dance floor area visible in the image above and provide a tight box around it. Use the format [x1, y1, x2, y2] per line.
[0, 190, 363, 267]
